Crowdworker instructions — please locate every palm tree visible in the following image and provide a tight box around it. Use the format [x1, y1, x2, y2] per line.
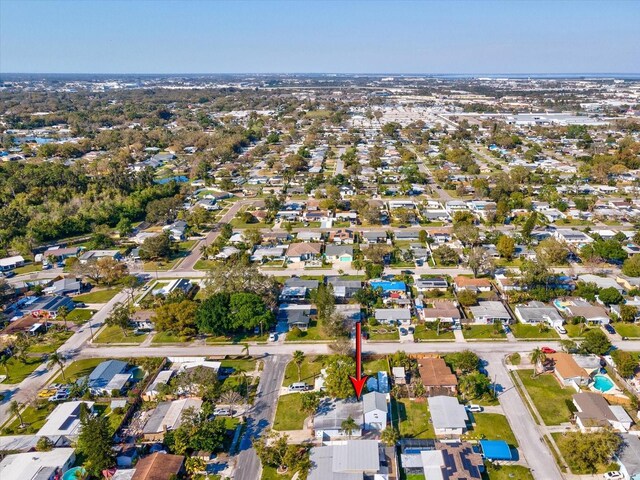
[380, 427, 399, 446]
[57, 306, 69, 330]
[293, 350, 305, 382]
[9, 400, 24, 427]
[241, 343, 250, 356]
[47, 353, 66, 382]
[184, 457, 206, 476]
[341, 415, 358, 439]
[529, 348, 547, 377]
[220, 390, 243, 417]
[0, 352, 10, 378]
[232, 368, 249, 400]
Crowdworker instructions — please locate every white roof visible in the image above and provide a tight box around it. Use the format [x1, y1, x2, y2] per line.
[428, 396, 468, 430]
[0, 448, 75, 480]
[37, 401, 94, 437]
[421, 450, 445, 480]
[0, 255, 24, 267]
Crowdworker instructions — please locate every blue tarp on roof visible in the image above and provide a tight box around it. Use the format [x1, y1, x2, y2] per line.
[479, 440, 513, 460]
[369, 281, 406, 292]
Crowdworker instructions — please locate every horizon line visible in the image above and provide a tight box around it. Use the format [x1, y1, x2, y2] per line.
[2, 72, 640, 77]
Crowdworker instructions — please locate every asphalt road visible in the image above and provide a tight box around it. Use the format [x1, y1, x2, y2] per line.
[234, 354, 289, 480]
[483, 352, 563, 480]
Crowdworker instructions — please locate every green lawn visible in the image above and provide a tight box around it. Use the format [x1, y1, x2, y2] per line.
[511, 323, 560, 340]
[74, 288, 121, 303]
[220, 358, 258, 372]
[67, 308, 96, 323]
[413, 324, 455, 341]
[3, 357, 44, 384]
[368, 326, 399, 342]
[462, 325, 506, 340]
[393, 398, 434, 439]
[483, 464, 534, 480]
[26, 330, 73, 354]
[95, 325, 146, 344]
[363, 357, 388, 376]
[283, 356, 324, 386]
[53, 358, 105, 384]
[564, 323, 596, 338]
[273, 394, 307, 430]
[516, 370, 575, 425]
[552, 433, 620, 475]
[261, 466, 293, 480]
[614, 323, 640, 338]
[151, 331, 192, 344]
[143, 258, 182, 272]
[465, 413, 518, 446]
[13, 263, 41, 275]
[2, 402, 56, 434]
[284, 320, 331, 342]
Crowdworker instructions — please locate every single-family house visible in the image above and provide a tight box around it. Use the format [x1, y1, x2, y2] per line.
[374, 308, 412, 325]
[88, 359, 131, 396]
[43, 276, 82, 295]
[515, 301, 565, 328]
[37, 401, 94, 439]
[454, 276, 492, 293]
[361, 231, 388, 244]
[420, 300, 461, 326]
[132, 453, 185, 480]
[278, 305, 312, 331]
[615, 434, 640, 480]
[428, 396, 469, 437]
[415, 277, 448, 292]
[548, 353, 590, 387]
[469, 301, 512, 324]
[0, 255, 25, 272]
[326, 277, 362, 299]
[554, 228, 593, 246]
[329, 229, 355, 244]
[14, 295, 76, 319]
[79, 249, 123, 264]
[285, 242, 322, 263]
[144, 370, 174, 401]
[418, 357, 457, 397]
[142, 398, 203, 441]
[573, 392, 633, 432]
[308, 440, 393, 480]
[313, 398, 363, 440]
[163, 220, 188, 241]
[363, 391, 388, 431]
[402, 442, 483, 479]
[251, 245, 286, 263]
[324, 245, 354, 263]
[578, 274, 626, 294]
[0, 448, 76, 480]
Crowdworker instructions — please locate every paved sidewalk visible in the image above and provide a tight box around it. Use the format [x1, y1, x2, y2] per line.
[453, 329, 467, 342]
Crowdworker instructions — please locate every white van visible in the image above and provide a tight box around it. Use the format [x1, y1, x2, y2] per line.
[288, 382, 309, 392]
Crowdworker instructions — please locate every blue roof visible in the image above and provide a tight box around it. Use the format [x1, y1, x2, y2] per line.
[479, 440, 513, 460]
[369, 281, 406, 292]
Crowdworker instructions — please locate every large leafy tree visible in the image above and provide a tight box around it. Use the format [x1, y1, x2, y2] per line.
[153, 300, 198, 337]
[196, 293, 231, 335]
[580, 329, 611, 355]
[229, 292, 274, 331]
[324, 355, 357, 399]
[557, 430, 621, 474]
[77, 408, 115, 477]
[622, 255, 640, 277]
[140, 232, 172, 260]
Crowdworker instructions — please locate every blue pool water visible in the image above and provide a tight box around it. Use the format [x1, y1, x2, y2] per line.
[62, 467, 86, 480]
[593, 375, 614, 392]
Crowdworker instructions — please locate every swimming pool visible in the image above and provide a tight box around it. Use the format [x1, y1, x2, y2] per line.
[593, 374, 614, 392]
[62, 467, 86, 480]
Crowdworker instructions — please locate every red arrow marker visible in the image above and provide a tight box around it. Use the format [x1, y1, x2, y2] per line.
[349, 322, 368, 399]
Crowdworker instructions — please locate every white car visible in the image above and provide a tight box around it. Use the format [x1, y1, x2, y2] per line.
[213, 408, 232, 416]
[555, 325, 567, 334]
[268, 333, 278, 342]
[603, 472, 623, 479]
[466, 404, 483, 413]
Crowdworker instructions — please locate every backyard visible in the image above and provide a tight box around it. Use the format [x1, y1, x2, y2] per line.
[483, 464, 534, 480]
[515, 370, 575, 425]
[392, 398, 434, 439]
[464, 413, 518, 446]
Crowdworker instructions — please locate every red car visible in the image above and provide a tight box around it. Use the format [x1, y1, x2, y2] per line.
[541, 347, 556, 354]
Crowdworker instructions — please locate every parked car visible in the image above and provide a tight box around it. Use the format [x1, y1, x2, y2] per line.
[399, 328, 408, 336]
[408, 326, 415, 334]
[541, 347, 557, 354]
[604, 324, 616, 335]
[603, 472, 623, 479]
[49, 392, 69, 402]
[268, 333, 278, 342]
[555, 325, 567, 334]
[466, 404, 483, 413]
[213, 408, 233, 416]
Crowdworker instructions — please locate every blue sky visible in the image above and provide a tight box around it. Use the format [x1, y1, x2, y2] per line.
[1, 0, 638, 74]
